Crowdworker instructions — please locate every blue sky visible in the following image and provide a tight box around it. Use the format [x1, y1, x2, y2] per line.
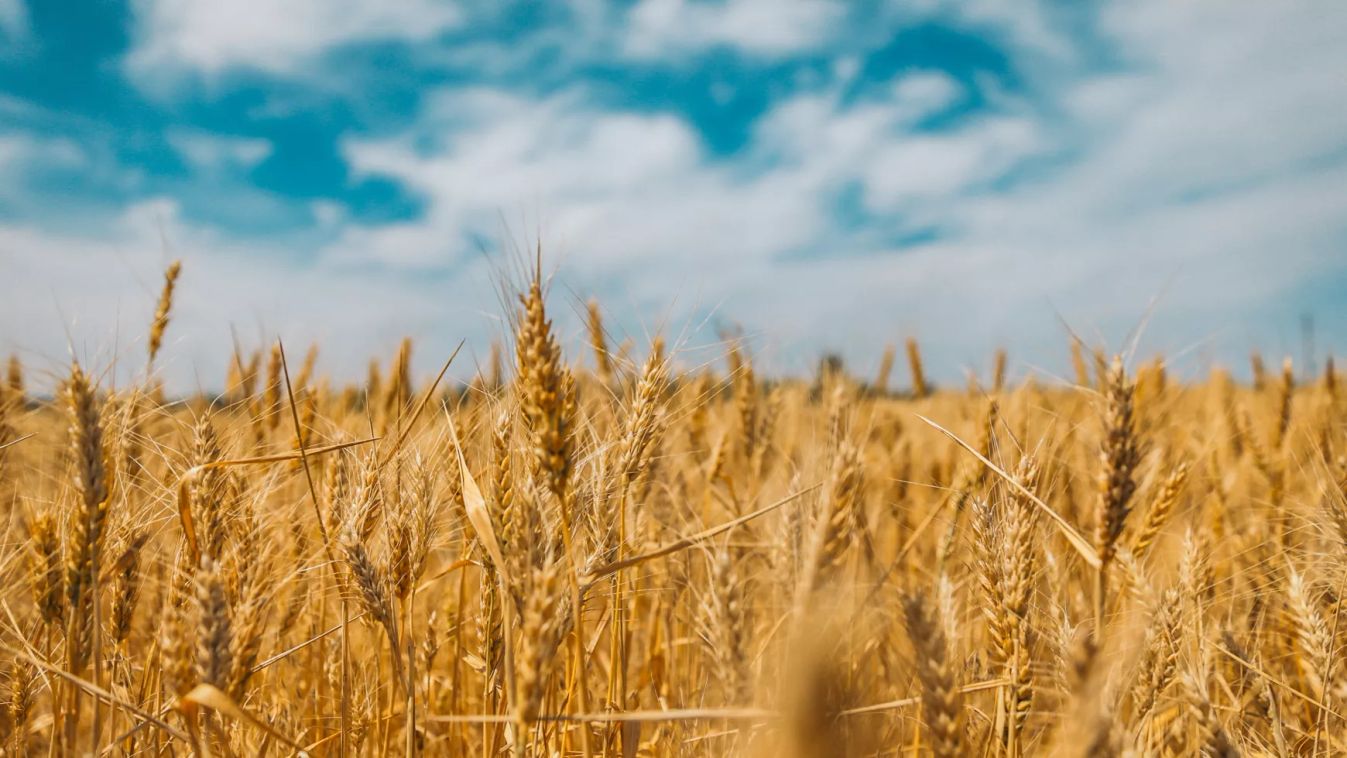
[2, 0, 1346, 391]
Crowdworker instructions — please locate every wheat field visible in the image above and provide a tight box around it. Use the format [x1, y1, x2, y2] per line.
[0, 259, 1343, 757]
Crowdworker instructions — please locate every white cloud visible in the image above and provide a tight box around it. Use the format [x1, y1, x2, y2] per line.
[125, 0, 461, 80]
[0, 133, 83, 172]
[167, 129, 272, 171]
[860, 116, 1043, 209]
[932, 0, 1076, 61]
[623, 0, 845, 59]
[748, 82, 1046, 217]
[889, 73, 962, 115]
[331, 69, 1045, 277]
[334, 88, 754, 269]
[0, 134, 87, 207]
[1081, 2, 1347, 208]
[0, 0, 26, 42]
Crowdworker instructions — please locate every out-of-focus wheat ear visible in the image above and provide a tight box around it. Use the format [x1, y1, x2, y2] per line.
[241, 348, 261, 403]
[651, 333, 666, 367]
[734, 358, 758, 465]
[263, 342, 283, 431]
[159, 583, 192, 701]
[781, 640, 858, 758]
[0, 383, 14, 481]
[1250, 351, 1267, 391]
[1180, 672, 1241, 758]
[365, 356, 383, 417]
[993, 348, 1008, 393]
[1131, 461, 1189, 559]
[697, 541, 749, 703]
[28, 509, 65, 627]
[389, 452, 437, 600]
[1283, 566, 1331, 704]
[1135, 355, 1167, 405]
[324, 450, 351, 538]
[751, 386, 784, 484]
[1129, 586, 1181, 723]
[292, 343, 319, 395]
[586, 298, 613, 384]
[227, 498, 262, 596]
[1090, 347, 1109, 388]
[514, 557, 562, 723]
[934, 484, 971, 574]
[108, 530, 147, 649]
[475, 339, 498, 392]
[902, 585, 963, 758]
[1069, 337, 1090, 387]
[385, 336, 413, 419]
[905, 337, 928, 399]
[5, 660, 33, 746]
[353, 453, 383, 543]
[978, 398, 999, 475]
[146, 259, 181, 368]
[1078, 714, 1121, 758]
[1324, 354, 1337, 404]
[823, 384, 846, 459]
[1325, 465, 1347, 550]
[279, 517, 309, 632]
[1273, 357, 1294, 449]
[6, 660, 37, 754]
[226, 588, 267, 698]
[287, 389, 317, 473]
[1218, 630, 1289, 752]
[1113, 546, 1156, 610]
[706, 430, 730, 490]
[684, 372, 710, 455]
[723, 334, 744, 378]
[115, 389, 146, 489]
[194, 557, 233, 689]
[1093, 356, 1141, 633]
[4, 354, 21, 400]
[797, 440, 863, 601]
[1178, 527, 1211, 616]
[874, 344, 895, 395]
[224, 348, 242, 402]
[1209, 367, 1244, 458]
[1156, 697, 1189, 756]
[1053, 607, 1096, 697]
[339, 521, 407, 693]
[245, 349, 267, 447]
[615, 346, 670, 495]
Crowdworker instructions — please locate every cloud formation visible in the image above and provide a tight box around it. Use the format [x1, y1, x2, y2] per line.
[2, 0, 1345, 392]
[126, 0, 461, 79]
[0, 0, 25, 42]
[622, 0, 846, 59]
